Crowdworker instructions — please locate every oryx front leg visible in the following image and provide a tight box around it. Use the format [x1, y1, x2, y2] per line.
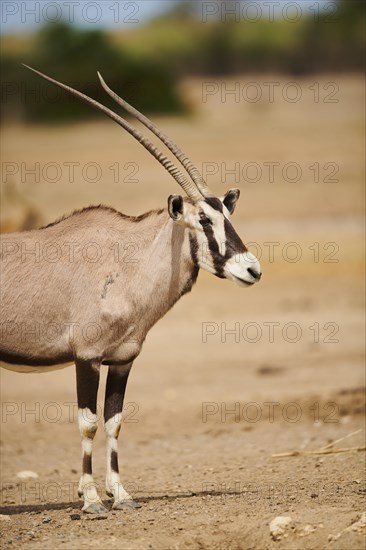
[104, 364, 140, 509]
[76, 359, 107, 514]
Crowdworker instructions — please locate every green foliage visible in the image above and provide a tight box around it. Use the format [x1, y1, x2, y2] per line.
[135, 0, 365, 75]
[1, 1, 365, 122]
[2, 23, 185, 123]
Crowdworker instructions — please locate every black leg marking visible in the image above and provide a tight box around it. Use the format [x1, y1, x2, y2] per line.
[104, 364, 140, 509]
[83, 453, 92, 475]
[111, 450, 119, 473]
[104, 366, 131, 424]
[76, 358, 101, 415]
[75, 359, 107, 514]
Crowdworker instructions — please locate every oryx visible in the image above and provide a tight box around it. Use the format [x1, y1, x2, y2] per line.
[0, 66, 261, 513]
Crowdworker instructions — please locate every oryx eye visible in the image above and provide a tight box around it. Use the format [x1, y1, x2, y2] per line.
[199, 216, 212, 227]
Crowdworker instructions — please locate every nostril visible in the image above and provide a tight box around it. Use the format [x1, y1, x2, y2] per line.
[247, 267, 261, 280]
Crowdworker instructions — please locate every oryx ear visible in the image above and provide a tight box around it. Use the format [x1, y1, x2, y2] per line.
[168, 195, 184, 221]
[222, 188, 240, 214]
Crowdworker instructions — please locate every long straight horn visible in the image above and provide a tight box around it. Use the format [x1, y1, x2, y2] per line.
[97, 72, 214, 198]
[22, 65, 204, 202]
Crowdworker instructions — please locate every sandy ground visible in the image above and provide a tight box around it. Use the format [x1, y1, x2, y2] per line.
[0, 75, 365, 549]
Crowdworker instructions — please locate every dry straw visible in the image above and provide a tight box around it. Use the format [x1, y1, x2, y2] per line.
[272, 429, 365, 458]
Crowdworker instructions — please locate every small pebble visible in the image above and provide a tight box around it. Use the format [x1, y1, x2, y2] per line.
[270, 516, 295, 540]
[16, 471, 38, 480]
[42, 517, 52, 524]
[70, 514, 81, 521]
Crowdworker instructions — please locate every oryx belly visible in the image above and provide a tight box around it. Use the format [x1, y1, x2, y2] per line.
[0, 361, 73, 373]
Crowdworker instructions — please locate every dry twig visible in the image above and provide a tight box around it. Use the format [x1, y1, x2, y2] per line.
[272, 428, 365, 458]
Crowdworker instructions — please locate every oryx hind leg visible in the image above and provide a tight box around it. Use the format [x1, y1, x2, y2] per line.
[104, 363, 140, 509]
[76, 358, 107, 514]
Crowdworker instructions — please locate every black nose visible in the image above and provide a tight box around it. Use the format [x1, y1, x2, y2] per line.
[247, 267, 262, 281]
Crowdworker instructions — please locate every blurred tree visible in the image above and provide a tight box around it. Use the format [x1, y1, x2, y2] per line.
[2, 23, 186, 123]
[157, 1, 198, 21]
[1, 1, 365, 122]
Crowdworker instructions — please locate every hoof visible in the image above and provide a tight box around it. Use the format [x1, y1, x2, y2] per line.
[82, 501, 109, 514]
[112, 499, 141, 510]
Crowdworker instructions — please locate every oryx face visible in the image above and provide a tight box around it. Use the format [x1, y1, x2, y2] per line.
[168, 189, 262, 287]
[24, 67, 262, 289]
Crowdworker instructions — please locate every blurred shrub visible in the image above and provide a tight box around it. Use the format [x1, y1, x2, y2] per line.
[1, 23, 186, 123]
[128, 0, 365, 75]
[1, 1, 365, 122]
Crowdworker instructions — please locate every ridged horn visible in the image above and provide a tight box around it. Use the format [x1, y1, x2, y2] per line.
[23, 65, 204, 202]
[97, 72, 214, 198]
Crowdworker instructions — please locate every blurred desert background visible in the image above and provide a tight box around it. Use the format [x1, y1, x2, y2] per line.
[0, 2, 365, 549]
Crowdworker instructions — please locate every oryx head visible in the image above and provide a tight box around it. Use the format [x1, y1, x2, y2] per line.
[24, 65, 261, 287]
[167, 192, 261, 287]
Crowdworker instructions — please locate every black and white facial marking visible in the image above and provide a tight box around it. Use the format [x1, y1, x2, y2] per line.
[168, 189, 262, 287]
